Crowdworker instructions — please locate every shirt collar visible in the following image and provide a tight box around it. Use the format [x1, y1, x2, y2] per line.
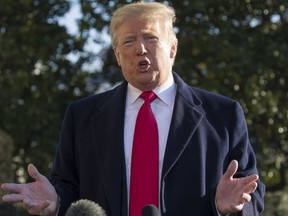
[126, 73, 176, 107]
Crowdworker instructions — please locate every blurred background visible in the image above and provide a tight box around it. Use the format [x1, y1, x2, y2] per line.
[0, 0, 287, 215]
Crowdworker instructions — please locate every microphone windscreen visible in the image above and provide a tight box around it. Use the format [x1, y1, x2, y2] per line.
[142, 204, 160, 216]
[65, 199, 106, 216]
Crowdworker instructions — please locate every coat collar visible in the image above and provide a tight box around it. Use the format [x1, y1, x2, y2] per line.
[162, 72, 204, 178]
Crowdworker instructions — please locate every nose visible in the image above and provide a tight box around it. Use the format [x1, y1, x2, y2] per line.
[136, 41, 147, 56]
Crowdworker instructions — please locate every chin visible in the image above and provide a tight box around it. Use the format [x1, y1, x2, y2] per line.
[138, 80, 159, 91]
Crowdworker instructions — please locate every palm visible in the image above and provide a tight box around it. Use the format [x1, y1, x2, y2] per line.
[24, 180, 54, 203]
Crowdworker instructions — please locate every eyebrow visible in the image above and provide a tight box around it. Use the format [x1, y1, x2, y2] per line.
[122, 35, 136, 42]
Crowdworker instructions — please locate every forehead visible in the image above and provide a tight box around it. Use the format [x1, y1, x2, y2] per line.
[117, 18, 165, 35]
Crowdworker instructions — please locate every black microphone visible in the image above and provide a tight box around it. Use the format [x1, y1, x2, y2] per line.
[65, 199, 107, 216]
[142, 204, 160, 216]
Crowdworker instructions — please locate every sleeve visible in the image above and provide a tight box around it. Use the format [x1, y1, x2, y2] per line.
[230, 102, 265, 215]
[212, 101, 265, 216]
[49, 104, 79, 215]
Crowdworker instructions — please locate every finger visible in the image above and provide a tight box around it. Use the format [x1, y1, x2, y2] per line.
[244, 181, 258, 194]
[2, 194, 24, 202]
[28, 164, 46, 182]
[244, 174, 259, 185]
[223, 160, 238, 180]
[240, 193, 251, 203]
[1, 183, 23, 193]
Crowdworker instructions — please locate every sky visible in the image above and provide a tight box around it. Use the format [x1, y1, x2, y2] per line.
[58, 1, 111, 72]
[58, 1, 82, 35]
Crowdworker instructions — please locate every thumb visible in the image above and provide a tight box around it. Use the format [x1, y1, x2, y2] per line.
[28, 164, 46, 182]
[223, 160, 238, 180]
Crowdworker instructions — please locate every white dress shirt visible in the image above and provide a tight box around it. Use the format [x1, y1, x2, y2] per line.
[124, 73, 177, 205]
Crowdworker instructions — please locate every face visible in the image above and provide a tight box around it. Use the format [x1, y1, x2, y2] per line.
[114, 19, 177, 91]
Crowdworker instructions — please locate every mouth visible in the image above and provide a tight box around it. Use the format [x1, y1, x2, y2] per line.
[137, 60, 150, 72]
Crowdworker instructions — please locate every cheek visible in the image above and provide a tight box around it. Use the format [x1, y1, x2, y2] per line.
[155, 46, 172, 61]
[115, 49, 134, 67]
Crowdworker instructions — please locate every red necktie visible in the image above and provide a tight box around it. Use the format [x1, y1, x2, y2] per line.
[129, 91, 159, 216]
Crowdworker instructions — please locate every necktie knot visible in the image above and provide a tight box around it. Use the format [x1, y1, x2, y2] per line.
[140, 91, 157, 103]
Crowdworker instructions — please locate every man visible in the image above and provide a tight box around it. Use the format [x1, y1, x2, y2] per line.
[1, 2, 265, 216]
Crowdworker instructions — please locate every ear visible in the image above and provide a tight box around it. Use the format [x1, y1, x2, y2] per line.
[113, 47, 121, 66]
[170, 39, 178, 59]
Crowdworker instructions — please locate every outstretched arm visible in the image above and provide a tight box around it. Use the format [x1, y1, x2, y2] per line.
[1, 164, 59, 216]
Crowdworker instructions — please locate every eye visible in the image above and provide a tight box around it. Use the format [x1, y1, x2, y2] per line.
[123, 37, 135, 46]
[146, 36, 158, 42]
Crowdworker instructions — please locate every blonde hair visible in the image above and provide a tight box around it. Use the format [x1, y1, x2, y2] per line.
[110, 1, 177, 48]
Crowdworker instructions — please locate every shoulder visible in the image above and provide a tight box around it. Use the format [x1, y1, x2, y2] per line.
[67, 81, 127, 113]
[192, 87, 238, 106]
[174, 72, 239, 109]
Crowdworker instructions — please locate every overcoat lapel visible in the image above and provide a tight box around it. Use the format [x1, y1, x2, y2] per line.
[90, 82, 128, 216]
[162, 73, 204, 182]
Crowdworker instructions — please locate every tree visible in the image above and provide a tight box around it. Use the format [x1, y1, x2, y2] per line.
[0, 0, 287, 215]
[0, 130, 14, 195]
[0, 0, 97, 181]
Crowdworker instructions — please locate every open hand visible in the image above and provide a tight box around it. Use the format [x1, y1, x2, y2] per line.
[215, 160, 258, 215]
[1, 164, 58, 215]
